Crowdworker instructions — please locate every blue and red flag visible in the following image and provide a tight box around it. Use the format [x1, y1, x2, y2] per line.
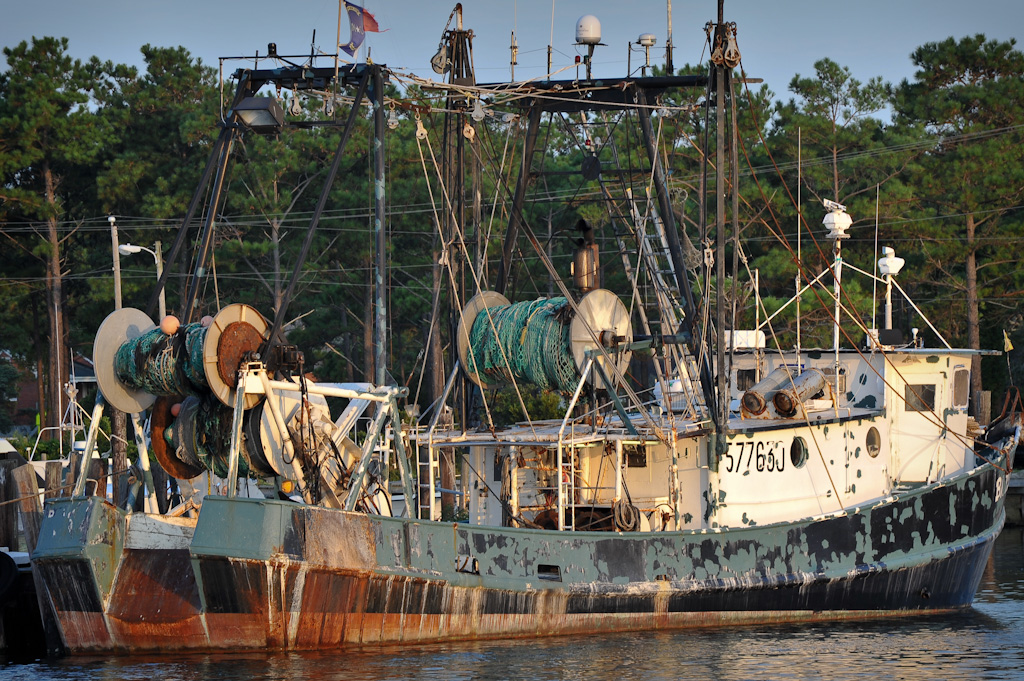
[341, 1, 382, 56]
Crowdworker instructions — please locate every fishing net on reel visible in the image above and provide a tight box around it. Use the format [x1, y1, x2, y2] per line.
[167, 395, 248, 478]
[468, 297, 579, 393]
[113, 323, 209, 397]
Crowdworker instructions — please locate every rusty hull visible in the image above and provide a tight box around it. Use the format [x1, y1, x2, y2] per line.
[185, 460, 1005, 651]
[32, 459, 1006, 652]
[33, 498, 206, 652]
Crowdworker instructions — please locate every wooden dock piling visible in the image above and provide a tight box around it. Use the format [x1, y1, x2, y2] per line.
[11, 463, 66, 656]
[0, 461, 19, 551]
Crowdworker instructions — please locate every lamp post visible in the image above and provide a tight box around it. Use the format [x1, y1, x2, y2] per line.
[119, 241, 166, 321]
[108, 216, 128, 506]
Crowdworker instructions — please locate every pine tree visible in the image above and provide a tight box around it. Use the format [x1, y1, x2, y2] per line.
[894, 35, 1024, 395]
[0, 37, 109, 437]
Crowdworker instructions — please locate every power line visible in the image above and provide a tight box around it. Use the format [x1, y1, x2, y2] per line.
[3, 120, 1021, 232]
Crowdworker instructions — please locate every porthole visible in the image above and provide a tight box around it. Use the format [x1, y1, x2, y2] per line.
[790, 437, 808, 469]
[866, 427, 881, 458]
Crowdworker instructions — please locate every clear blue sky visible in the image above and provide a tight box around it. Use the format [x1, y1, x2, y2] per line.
[2, 1, 1022, 100]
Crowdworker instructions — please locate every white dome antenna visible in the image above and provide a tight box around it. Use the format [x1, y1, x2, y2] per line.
[576, 15, 602, 45]
[575, 15, 605, 79]
[633, 33, 657, 76]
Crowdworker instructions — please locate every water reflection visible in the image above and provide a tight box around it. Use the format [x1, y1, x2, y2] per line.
[5, 529, 1023, 680]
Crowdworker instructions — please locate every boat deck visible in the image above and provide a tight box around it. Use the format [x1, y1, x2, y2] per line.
[416, 405, 883, 447]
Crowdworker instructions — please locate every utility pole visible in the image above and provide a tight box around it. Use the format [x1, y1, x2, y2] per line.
[109, 216, 122, 311]
[107, 215, 127, 507]
[154, 240, 166, 321]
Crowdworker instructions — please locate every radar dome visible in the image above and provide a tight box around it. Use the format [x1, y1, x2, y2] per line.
[576, 15, 601, 45]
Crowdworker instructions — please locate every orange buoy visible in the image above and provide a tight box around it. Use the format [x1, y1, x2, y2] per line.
[160, 315, 181, 335]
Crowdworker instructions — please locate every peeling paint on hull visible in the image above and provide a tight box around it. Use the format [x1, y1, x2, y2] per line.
[36, 548, 207, 652]
[190, 536, 992, 650]
[34, 462, 1005, 652]
[33, 498, 206, 653]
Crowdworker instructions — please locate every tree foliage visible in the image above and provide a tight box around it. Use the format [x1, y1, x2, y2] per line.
[1, 30, 1022, 440]
[894, 35, 1024, 391]
[0, 37, 113, 434]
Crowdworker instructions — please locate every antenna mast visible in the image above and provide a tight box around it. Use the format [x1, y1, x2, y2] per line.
[666, 0, 674, 74]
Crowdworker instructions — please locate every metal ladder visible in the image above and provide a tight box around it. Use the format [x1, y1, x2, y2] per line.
[629, 189, 707, 417]
[417, 441, 437, 520]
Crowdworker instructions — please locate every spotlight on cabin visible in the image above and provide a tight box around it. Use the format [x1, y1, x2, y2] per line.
[233, 96, 285, 134]
[878, 246, 905, 277]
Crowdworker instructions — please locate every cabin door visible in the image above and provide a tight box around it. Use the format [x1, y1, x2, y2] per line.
[892, 372, 946, 482]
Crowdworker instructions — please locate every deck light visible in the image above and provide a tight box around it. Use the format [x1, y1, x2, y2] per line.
[233, 96, 285, 133]
[879, 246, 905, 331]
[878, 246, 905, 277]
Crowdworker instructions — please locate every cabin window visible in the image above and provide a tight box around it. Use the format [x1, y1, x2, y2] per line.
[790, 437, 809, 468]
[736, 369, 757, 392]
[866, 427, 881, 458]
[537, 564, 562, 582]
[624, 444, 647, 468]
[905, 384, 936, 411]
[953, 368, 969, 408]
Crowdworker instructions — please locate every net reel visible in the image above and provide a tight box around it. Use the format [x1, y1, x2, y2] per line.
[456, 288, 632, 393]
[93, 304, 270, 480]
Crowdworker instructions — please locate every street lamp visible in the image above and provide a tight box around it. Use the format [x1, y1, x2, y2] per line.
[119, 241, 166, 321]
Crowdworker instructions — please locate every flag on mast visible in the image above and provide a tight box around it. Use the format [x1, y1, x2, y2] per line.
[341, 1, 382, 56]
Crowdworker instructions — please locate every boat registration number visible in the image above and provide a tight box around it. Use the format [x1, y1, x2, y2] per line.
[723, 440, 786, 473]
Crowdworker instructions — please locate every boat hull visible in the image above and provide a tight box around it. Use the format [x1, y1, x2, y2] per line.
[33, 499, 204, 652]
[191, 532, 996, 649]
[33, 460, 1005, 652]
[188, 460, 1004, 650]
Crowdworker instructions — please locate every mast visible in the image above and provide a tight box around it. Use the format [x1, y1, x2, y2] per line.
[729, 60, 740, 412]
[439, 4, 476, 515]
[714, 0, 728, 431]
[427, 3, 476, 421]
[372, 65, 387, 386]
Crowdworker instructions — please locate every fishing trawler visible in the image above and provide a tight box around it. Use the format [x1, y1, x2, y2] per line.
[32, 2, 1020, 653]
